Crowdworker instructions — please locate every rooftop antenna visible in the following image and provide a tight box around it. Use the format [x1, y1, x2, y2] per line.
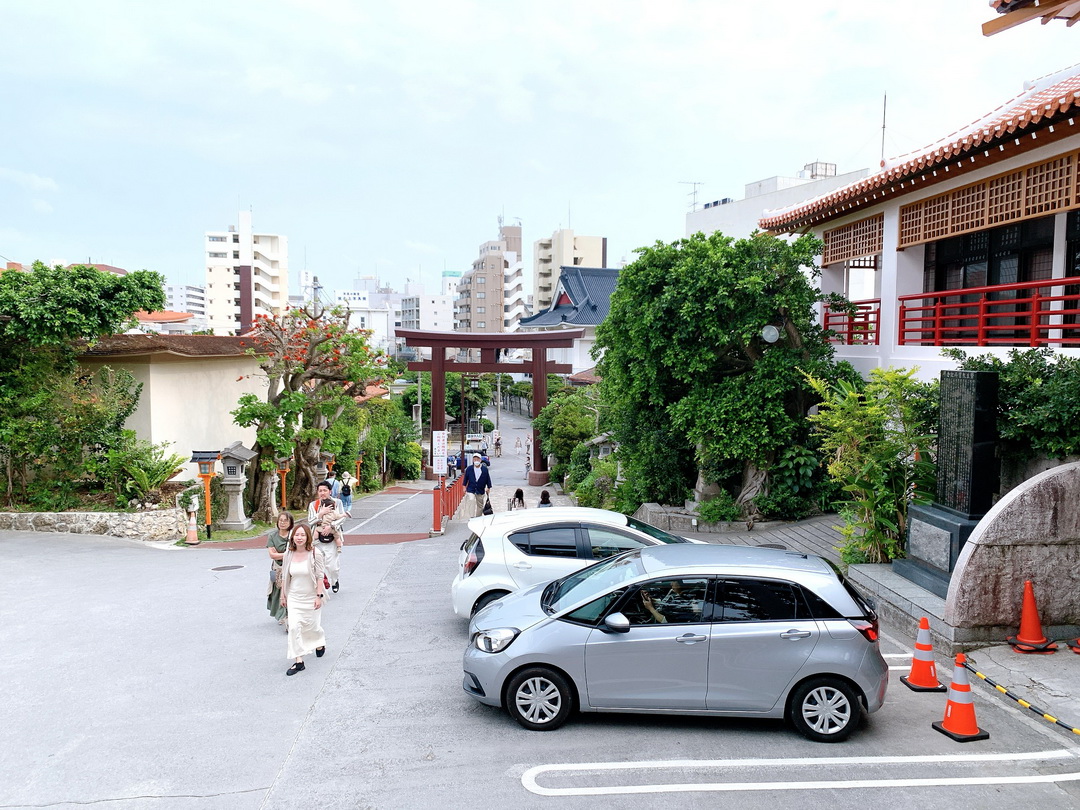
[680, 181, 704, 212]
[881, 93, 887, 164]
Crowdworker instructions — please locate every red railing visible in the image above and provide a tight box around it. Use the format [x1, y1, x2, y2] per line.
[898, 276, 1080, 347]
[824, 299, 881, 345]
[432, 475, 466, 534]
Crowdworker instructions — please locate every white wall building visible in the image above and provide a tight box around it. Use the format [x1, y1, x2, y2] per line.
[204, 211, 289, 335]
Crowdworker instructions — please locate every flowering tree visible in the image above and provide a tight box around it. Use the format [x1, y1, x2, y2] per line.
[232, 306, 381, 522]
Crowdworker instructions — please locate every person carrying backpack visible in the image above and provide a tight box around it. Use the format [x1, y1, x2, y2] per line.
[338, 473, 354, 515]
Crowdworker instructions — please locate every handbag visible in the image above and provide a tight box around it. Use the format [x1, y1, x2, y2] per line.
[482, 497, 494, 516]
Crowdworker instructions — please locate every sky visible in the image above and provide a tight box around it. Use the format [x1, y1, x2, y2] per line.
[2, 1, 1078, 297]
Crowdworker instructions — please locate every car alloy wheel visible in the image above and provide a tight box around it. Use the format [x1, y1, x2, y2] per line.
[789, 677, 862, 742]
[506, 667, 573, 731]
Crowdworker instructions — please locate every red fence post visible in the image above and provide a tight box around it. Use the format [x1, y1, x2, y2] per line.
[432, 475, 444, 534]
[1030, 289, 1042, 347]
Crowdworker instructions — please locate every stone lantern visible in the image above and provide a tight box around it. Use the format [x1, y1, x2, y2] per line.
[315, 451, 334, 483]
[218, 441, 258, 531]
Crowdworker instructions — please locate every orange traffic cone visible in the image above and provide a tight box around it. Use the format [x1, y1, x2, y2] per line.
[901, 617, 947, 692]
[1006, 580, 1057, 654]
[1067, 639, 1080, 655]
[932, 653, 989, 742]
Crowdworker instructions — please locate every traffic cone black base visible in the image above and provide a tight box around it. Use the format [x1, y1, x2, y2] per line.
[901, 675, 947, 693]
[932, 720, 990, 743]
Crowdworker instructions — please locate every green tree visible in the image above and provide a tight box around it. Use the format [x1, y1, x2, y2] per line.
[232, 305, 381, 521]
[594, 231, 851, 516]
[0, 262, 164, 505]
[533, 389, 600, 463]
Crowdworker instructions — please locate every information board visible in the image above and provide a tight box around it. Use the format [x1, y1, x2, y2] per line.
[432, 430, 448, 463]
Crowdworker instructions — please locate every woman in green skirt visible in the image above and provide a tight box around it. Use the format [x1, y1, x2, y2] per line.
[267, 511, 294, 624]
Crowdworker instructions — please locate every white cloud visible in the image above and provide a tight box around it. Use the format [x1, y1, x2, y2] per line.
[31, 199, 54, 214]
[0, 168, 58, 193]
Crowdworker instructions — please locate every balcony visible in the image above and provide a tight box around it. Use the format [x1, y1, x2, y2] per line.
[898, 276, 1080, 347]
[823, 299, 880, 345]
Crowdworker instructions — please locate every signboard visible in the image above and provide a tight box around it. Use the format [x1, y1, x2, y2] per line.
[465, 433, 484, 443]
[432, 430, 448, 463]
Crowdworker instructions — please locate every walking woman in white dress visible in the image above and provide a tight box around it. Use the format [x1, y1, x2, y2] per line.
[280, 524, 327, 676]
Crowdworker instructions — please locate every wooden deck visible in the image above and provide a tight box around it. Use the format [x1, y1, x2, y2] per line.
[683, 514, 845, 566]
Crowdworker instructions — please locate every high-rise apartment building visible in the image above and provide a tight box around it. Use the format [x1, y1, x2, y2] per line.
[204, 211, 289, 334]
[456, 223, 528, 347]
[533, 228, 607, 311]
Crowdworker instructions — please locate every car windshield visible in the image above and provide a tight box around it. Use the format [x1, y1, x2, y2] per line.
[626, 516, 687, 544]
[544, 551, 646, 614]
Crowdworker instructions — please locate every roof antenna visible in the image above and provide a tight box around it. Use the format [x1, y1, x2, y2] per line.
[679, 181, 703, 212]
[880, 93, 887, 164]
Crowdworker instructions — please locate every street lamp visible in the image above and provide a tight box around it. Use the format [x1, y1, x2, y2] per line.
[275, 455, 291, 511]
[470, 377, 479, 435]
[190, 451, 220, 541]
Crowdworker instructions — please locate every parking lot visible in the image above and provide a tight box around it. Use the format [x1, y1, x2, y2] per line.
[3, 514, 1080, 809]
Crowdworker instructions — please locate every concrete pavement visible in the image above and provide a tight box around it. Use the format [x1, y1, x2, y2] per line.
[4, 449, 1080, 807]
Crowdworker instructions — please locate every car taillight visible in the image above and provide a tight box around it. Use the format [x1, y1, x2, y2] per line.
[849, 618, 879, 643]
[463, 540, 485, 577]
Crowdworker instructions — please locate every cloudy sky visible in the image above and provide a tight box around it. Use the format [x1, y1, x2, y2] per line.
[1, 1, 1077, 296]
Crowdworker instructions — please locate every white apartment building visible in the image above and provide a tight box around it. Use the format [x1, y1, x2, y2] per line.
[165, 284, 206, 317]
[533, 228, 607, 310]
[457, 222, 530, 351]
[204, 211, 289, 334]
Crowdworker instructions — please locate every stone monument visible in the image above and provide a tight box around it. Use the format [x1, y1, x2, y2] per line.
[894, 370, 999, 597]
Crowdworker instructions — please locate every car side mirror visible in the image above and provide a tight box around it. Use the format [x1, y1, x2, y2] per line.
[603, 612, 630, 634]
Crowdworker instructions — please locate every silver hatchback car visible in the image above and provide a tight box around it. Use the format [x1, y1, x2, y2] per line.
[462, 544, 888, 742]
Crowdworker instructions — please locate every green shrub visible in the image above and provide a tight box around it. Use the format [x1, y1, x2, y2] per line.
[565, 443, 592, 491]
[575, 457, 619, 509]
[753, 489, 813, 521]
[397, 441, 423, 480]
[696, 491, 741, 523]
[549, 461, 569, 486]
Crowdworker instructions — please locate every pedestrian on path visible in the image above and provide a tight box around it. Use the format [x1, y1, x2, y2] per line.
[308, 481, 346, 529]
[509, 488, 525, 510]
[462, 452, 493, 517]
[266, 511, 293, 626]
[338, 472, 354, 515]
[313, 520, 343, 594]
[538, 490, 553, 508]
[281, 524, 327, 676]
[514, 437, 521, 455]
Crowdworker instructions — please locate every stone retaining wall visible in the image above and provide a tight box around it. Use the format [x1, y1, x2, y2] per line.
[0, 508, 187, 542]
[633, 502, 781, 534]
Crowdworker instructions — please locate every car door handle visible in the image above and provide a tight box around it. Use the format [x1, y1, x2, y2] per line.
[676, 634, 707, 644]
[780, 630, 812, 640]
[512, 561, 532, 570]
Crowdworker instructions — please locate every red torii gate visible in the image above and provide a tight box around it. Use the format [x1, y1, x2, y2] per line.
[398, 328, 584, 485]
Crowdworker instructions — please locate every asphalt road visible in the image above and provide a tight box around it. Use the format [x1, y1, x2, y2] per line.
[4, 486, 1080, 808]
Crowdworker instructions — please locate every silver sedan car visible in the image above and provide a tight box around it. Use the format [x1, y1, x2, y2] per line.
[462, 543, 888, 742]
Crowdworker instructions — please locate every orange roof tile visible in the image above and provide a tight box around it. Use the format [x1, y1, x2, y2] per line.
[135, 310, 194, 323]
[761, 65, 1080, 233]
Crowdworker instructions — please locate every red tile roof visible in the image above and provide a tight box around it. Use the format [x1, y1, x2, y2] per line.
[66, 263, 127, 276]
[135, 310, 194, 323]
[761, 66, 1080, 233]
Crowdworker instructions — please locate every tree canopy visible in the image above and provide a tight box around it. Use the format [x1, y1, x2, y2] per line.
[0, 262, 166, 505]
[594, 231, 853, 515]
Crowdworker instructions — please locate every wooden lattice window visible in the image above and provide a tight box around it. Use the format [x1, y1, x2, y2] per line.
[951, 183, 986, 233]
[823, 214, 883, 265]
[1025, 156, 1072, 216]
[987, 170, 1024, 225]
[897, 151, 1080, 248]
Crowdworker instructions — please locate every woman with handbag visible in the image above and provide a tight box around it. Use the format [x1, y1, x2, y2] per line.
[280, 524, 327, 676]
[266, 512, 294, 626]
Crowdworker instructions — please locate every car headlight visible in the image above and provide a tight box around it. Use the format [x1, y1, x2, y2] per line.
[473, 627, 520, 653]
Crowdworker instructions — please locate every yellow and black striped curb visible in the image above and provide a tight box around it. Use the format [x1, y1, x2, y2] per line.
[963, 657, 1080, 736]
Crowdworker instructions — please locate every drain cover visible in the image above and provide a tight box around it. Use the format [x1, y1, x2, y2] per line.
[211, 565, 245, 571]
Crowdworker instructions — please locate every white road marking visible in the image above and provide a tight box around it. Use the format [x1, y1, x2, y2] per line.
[345, 491, 423, 532]
[521, 749, 1080, 797]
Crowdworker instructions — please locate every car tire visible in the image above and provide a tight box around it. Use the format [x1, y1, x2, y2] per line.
[471, 590, 510, 616]
[505, 667, 574, 731]
[788, 677, 862, 742]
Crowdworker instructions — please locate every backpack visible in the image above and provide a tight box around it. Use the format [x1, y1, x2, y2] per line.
[341, 483, 351, 497]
